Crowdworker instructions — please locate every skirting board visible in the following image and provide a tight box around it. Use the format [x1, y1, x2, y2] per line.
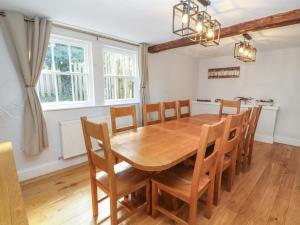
[255, 134, 274, 144]
[17, 155, 88, 181]
[274, 136, 300, 147]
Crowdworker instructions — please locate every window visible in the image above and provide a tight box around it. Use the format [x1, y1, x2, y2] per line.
[37, 36, 93, 108]
[103, 47, 139, 104]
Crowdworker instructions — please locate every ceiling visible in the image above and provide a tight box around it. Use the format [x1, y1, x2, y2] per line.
[1, 0, 300, 45]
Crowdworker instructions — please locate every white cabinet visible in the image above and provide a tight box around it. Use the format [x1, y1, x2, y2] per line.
[191, 101, 279, 144]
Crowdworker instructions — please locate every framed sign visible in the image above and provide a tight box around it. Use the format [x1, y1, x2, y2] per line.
[208, 67, 240, 79]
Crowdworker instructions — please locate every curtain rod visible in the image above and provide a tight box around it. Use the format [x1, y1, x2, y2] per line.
[0, 11, 35, 22]
[53, 23, 140, 47]
[0, 10, 140, 47]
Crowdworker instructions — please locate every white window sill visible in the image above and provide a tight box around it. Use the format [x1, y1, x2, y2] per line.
[42, 103, 97, 112]
[104, 99, 140, 106]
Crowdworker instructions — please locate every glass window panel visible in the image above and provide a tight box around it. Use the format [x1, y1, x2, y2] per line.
[71, 46, 85, 73]
[117, 77, 125, 99]
[43, 46, 52, 71]
[54, 43, 70, 72]
[38, 73, 56, 103]
[104, 76, 116, 100]
[73, 74, 88, 101]
[57, 74, 73, 101]
[125, 79, 135, 99]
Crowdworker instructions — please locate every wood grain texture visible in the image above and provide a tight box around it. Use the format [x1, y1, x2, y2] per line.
[148, 9, 300, 53]
[0, 142, 28, 225]
[21, 142, 300, 225]
[111, 114, 221, 172]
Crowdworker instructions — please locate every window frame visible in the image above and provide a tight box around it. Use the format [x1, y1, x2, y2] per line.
[38, 34, 94, 110]
[102, 45, 140, 106]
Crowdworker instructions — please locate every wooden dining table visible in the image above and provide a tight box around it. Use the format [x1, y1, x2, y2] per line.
[110, 114, 222, 172]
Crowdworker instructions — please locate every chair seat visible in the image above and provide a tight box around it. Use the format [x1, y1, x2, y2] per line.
[96, 162, 149, 198]
[152, 164, 210, 202]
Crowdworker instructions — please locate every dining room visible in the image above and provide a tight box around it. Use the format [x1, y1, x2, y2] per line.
[0, 1, 300, 225]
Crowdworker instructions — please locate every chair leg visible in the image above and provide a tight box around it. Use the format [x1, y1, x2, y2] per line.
[109, 195, 118, 225]
[146, 183, 151, 214]
[189, 200, 198, 225]
[91, 179, 99, 217]
[227, 166, 234, 192]
[151, 181, 158, 218]
[214, 166, 222, 206]
[248, 138, 254, 165]
[205, 182, 214, 219]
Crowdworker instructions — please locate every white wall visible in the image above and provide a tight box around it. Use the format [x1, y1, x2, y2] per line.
[148, 50, 198, 103]
[196, 47, 300, 146]
[0, 26, 140, 181]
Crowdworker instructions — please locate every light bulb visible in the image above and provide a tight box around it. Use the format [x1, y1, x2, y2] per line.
[239, 47, 244, 54]
[244, 49, 249, 57]
[207, 29, 214, 38]
[196, 22, 203, 32]
[248, 53, 252, 58]
[182, 13, 189, 24]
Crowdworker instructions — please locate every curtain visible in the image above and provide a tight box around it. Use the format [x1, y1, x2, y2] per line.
[139, 43, 150, 126]
[1, 11, 52, 155]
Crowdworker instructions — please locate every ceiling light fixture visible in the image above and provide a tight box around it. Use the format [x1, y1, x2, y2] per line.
[234, 33, 257, 62]
[173, 0, 221, 46]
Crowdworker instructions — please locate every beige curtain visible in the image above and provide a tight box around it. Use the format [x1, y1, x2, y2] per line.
[1, 11, 52, 155]
[139, 43, 150, 126]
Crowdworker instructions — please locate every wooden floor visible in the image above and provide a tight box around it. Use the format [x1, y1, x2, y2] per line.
[21, 142, 300, 225]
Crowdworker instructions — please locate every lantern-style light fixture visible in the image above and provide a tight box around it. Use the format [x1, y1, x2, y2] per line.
[234, 33, 257, 62]
[172, 0, 199, 37]
[173, 0, 221, 47]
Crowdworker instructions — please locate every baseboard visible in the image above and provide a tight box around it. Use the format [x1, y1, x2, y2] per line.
[255, 134, 274, 144]
[20, 161, 88, 185]
[274, 136, 300, 147]
[17, 155, 88, 182]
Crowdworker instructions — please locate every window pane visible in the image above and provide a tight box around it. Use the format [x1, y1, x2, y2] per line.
[57, 74, 73, 101]
[43, 46, 52, 71]
[71, 46, 85, 73]
[114, 54, 124, 76]
[104, 76, 115, 100]
[54, 43, 70, 72]
[73, 75, 88, 101]
[125, 79, 135, 99]
[103, 51, 113, 75]
[117, 77, 125, 99]
[38, 73, 56, 102]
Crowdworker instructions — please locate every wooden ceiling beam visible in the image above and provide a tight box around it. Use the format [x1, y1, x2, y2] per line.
[148, 8, 300, 53]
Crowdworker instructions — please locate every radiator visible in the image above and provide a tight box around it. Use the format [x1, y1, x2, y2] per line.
[60, 116, 111, 159]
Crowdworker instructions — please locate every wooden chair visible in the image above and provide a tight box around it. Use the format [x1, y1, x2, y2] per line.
[214, 113, 244, 205]
[110, 105, 137, 134]
[178, 99, 191, 118]
[143, 103, 162, 126]
[151, 119, 226, 225]
[246, 106, 262, 166]
[236, 108, 252, 175]
[162, 101, 177, 121]
[219, 100, 241, 116]
[81, 117, 150, 225]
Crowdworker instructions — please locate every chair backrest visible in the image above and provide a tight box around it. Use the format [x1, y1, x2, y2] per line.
[249, 107, 261, 137]
[191, 119, 226, 197]
[253, 106, 262, 133]
[162, 101, 177, 121]
[239, 108, 252, 146]
[81, 117, 115, 176]
[143, 103, 162, 126]
[219, 100, 241, 116]
[178, 99, 191, 118]
[110, 105, 137, 134]
[221, 113, 244, 156]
